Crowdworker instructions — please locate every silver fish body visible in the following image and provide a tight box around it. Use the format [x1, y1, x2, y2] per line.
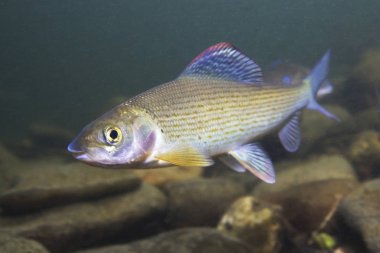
[68, 42, 337, 183]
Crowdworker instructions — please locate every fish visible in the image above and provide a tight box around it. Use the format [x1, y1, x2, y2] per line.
[68, 42, 338, 184]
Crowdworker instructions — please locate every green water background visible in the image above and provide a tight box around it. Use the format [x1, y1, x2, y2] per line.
[0, 0, 379, 141]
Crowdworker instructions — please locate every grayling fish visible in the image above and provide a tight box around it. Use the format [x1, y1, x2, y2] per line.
[68, 42, 337, 184]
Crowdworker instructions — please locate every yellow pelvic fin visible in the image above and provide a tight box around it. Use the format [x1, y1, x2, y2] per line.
[155, 145, 214, 167]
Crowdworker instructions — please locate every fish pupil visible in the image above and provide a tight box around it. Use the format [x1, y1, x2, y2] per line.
[110, 129, 118, 140]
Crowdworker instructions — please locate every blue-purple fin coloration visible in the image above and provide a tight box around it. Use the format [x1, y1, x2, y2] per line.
[180, 42, 263, 84]
[278, 112, 301, 152]
[309, 49, 331, 97]
[228, 143, 275, 184]
[306, 49, 340, 122]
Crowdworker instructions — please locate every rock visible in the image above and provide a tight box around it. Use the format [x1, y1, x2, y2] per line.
[0, 161, 141, 214]
[217, 196, 283, 253]
[8, 123, 74, 159]
[75, 228, 253, 253]
[345, 108, 380, 134]
[0, 232, 49, 253]
[256, 179, 358, 234]
[0, 184, 167, 252]
[132, 166, 204, 186]
[254, 154, 356, 195]
[162, 178, 246, 228]
[347, 130, 380, 179]
[339, 178, 380, 253]
[299, 105, 351, 154]
[0, 143, 20, 166]
[0, 144, 21, 194]
[341, 48, 380, 112]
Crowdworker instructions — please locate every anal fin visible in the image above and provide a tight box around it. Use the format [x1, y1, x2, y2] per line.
[219, 155, 246, 173]
[227, 143, 275, 184]
[155, 145, 214, 167]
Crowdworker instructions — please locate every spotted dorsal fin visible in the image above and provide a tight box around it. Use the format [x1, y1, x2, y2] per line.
[179, 42, 263, 84]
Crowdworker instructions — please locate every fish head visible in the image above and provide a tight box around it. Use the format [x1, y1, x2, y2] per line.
[68, 106, 157, 167]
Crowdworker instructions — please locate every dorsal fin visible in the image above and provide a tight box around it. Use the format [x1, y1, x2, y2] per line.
[179, 42, 263, 84]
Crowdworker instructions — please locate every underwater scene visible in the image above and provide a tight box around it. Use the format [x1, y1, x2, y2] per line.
[1, 1, 380, 253]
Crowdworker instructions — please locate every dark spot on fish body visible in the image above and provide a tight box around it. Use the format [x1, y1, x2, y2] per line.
[161, 129, 164, 133]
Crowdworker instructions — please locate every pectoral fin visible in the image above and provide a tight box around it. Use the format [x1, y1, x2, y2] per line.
[155, 145, 214, 167]
[227, 143, 275, 184]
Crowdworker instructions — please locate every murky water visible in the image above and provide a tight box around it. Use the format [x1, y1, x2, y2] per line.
[0, 1, 380, 253]
[0, 0, 379, 140]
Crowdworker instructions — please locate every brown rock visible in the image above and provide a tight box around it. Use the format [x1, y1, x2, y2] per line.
[300, 105, 351, 154]
[341, 48, 380, 112]
[339, 178, 380, 253]
[75, 228, 253, 253]
[0, 184, 167, 253]
[256, 179, 358, 234]
[347, 130, 380, 179]
[0, 161, 141, 214]
[162, 178, 246, 228]
[132, 166, 204, 186]
[0, 232, 49, 253]
[254, 154, 356, 195]
[8, 123, 75, 159]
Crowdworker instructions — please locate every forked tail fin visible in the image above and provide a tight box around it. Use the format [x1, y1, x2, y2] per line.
[305, 50, 340, 121]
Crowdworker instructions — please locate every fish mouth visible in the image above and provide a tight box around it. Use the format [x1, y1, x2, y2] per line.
[67, 141, 90, 161]
[67, 141, 84, 154]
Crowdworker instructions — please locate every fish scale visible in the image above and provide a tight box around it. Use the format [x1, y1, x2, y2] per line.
[128, 77, 309, 155]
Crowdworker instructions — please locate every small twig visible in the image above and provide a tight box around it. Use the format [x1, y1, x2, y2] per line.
[308, 194, 343, 245]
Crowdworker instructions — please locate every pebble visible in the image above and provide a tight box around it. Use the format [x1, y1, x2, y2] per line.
[217, 196, 283, 253]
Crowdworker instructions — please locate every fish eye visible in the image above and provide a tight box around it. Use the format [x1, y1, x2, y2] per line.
[104, 126, 122, 145]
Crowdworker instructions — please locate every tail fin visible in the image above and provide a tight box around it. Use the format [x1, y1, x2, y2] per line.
[304, 50, 339, 122]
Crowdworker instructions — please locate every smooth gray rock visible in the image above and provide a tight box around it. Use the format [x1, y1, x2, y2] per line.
[0, 184, 167, 253]
[162, 178, 246, 228]
[254, 154, 357, 196]
[339, 178, 380, 253]
[75, 228, 253, 253]
[0, 232, 49, 253]
[0, 161, 141, 213]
